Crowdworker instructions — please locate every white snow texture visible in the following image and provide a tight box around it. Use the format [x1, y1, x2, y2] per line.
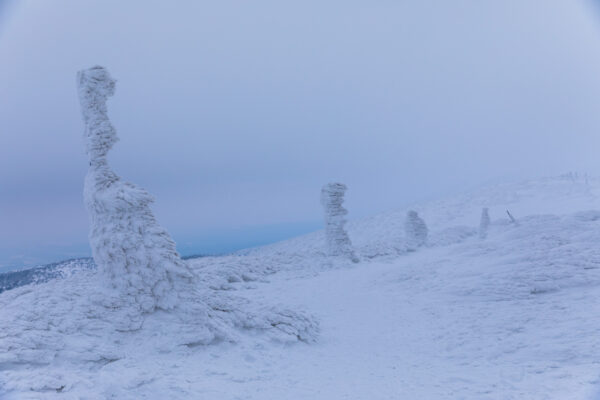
[320, 182, 358, 262]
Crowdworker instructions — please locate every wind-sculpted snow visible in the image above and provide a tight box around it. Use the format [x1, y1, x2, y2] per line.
[447, 212, 600, 300]
[73, 64, 317, 340]
[478, 207, 490, 239]
[404, 210, 428, 250]
[0, 250, 319, 394]
[320, 183, 359, 263]
[78, 66, 189, 311]
[0, 265, 318, 395]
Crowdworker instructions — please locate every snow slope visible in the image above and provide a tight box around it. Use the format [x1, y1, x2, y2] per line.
[0, 258, 95, 295]
[2, 174, 600, 399]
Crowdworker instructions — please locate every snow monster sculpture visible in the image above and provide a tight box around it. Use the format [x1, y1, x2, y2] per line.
[77, 66, 189, 312]
[320, 183, 359, 263]
[76, 66, 317, 344]
[479, 207, 490, 239]
[405, 210, 428, 250]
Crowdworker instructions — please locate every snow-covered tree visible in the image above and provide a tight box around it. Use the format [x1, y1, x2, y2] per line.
[479, 207, 490, 239]
[320, 183, 358, 263]
[405, 210, 428, 250]
[77, 66, 192, 312]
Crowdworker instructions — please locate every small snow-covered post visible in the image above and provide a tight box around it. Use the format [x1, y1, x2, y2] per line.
[77, 66, 192, 312]
[320, 183, 358, 263]
[479, 207, 490, 239]
[405, 210, 428, 250]
[506, 209, 518, 225]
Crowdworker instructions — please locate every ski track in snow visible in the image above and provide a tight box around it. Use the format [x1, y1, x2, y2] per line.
[2, 175, 600, 399]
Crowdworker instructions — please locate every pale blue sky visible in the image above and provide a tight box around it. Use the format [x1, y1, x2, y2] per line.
[2, 1, 600, 269]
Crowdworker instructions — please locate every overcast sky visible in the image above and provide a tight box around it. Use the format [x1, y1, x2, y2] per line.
[2, 0, 600, 269]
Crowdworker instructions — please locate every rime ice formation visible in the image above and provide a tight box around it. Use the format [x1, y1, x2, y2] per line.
[77, 66, 190, 312]
[479, 207, 490, 239]
[71, 66, 317, 345]
[405, 210, 428, 250]
[320, 183, 359, 263]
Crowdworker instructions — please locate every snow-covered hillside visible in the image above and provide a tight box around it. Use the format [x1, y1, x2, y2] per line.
[2, 174, 600, 399]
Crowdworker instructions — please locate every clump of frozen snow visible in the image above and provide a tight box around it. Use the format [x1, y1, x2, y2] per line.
[404, 210, 428, 250]
[478, 207, 490, 239]
[320, 183, 359, 263]
[75, 65, 317, 340]
[78, 66, 191, 312]
[77, 66, 118, 159]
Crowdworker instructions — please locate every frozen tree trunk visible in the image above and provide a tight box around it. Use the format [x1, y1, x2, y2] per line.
[77, 66, 192, 313]
[405, 210, 428, 250]
[479, 207, 490, 239]
[320, 183, 358, 263]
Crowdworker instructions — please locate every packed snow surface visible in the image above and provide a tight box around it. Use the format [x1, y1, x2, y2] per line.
[2, 174, 600, 399]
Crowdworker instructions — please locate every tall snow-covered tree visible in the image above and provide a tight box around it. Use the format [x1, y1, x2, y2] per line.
[405, 210, 428, 250]
[320, 183, 358, 262]
[77, 66, 192, 312]
[479, 207, 490, 239]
